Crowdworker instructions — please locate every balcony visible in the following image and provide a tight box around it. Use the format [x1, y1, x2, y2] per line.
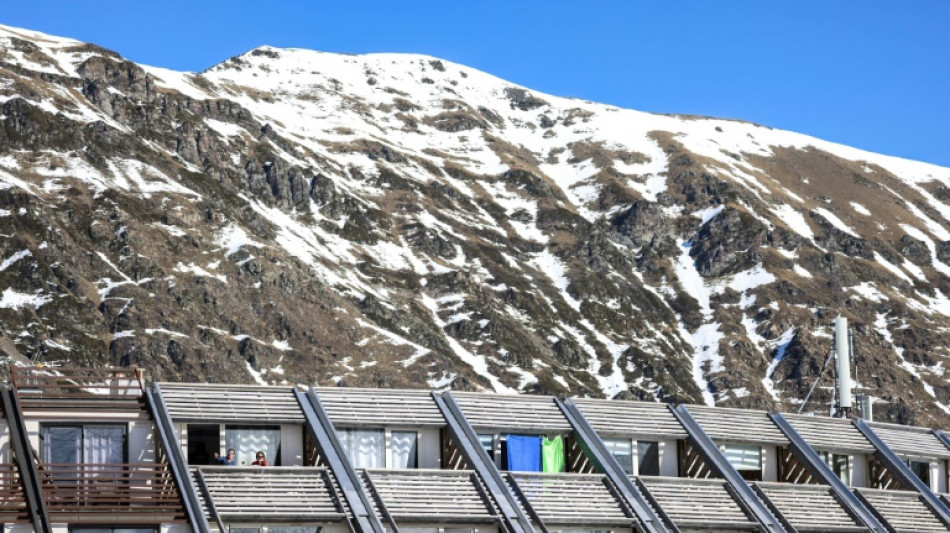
[0, 464, 28, 523]
[36, 462, 186, 523]
[11, 367, 145, 410]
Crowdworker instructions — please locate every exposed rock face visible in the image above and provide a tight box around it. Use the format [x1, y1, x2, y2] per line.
[2, 24, 950, 426]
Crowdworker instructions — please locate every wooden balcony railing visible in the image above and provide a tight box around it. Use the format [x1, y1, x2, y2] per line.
[11, 367, 145, 406]
[36, 462, 185, 522]
[0, 465, 28, 522]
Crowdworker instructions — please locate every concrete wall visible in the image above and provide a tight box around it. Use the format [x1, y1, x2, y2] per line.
[851, 454, 869, 488]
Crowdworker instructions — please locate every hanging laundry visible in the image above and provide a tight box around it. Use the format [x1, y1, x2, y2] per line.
[542, 435, 564, 472]
[506, 434, 542, 471]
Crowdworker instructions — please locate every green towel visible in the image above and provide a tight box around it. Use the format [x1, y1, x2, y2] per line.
[541, 435, 565, 472]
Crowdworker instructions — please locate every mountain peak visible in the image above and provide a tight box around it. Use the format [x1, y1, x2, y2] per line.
[2, 23, 950, 425]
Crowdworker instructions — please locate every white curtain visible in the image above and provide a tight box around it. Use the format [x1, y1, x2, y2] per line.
[390, 432, 418, 469]
[226, 426, 281, 466]
[42, 426, 81, 464]
[83, 427, 125, 465]
[339, 429, 384, 468]
[724, 444, 761, 471]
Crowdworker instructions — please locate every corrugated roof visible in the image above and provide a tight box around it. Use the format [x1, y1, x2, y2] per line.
[571, 398, 687, 440]
[781, 413, 875, 454]
[637, 476, 757, 530]
[451, 392, 571, 433]
[684, 405, 789, 446]
[867, 422, 950, 460]
[157, 383, 303, 423]
[195, 466, 346, 522]
[507, 473, 634, 527]
[315, 387, 445, 428]
[361, 469, 497, 524]
[755, 481, 865, 532]
[857, 488, 947, 532]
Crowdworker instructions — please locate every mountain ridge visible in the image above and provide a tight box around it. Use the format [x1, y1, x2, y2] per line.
[2, 23, 950, 427]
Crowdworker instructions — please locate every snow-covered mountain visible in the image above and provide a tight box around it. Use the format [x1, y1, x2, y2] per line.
[3, 23, 950, 425]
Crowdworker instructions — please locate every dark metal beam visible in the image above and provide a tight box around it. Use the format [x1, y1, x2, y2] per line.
[193, 467, 226, 533]
[1, 386, 51, 533]
[295, 388, 388, 533]
[769, 413, 886, 532]
[147, 384, 212, 533]
[669, 405, 788, 533]
[432, 391, 536, 533]
[852, 419, 950, 528]
[557, 398, 670, 533]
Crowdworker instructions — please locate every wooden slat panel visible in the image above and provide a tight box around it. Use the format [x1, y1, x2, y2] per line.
[755, 481, 863, 531]
[360, 469, 496, 522]
[867, 422, 950, 460]
[638, 476, 757, 529]
[452, 393, 571, 433]
[196, 466, 346, 522]
[572, 398, 686, 440]
[685, 405, 789, 445]
[316, 388, 445, 428]
[158, 383, 303, 423]
[781, 414, 875, 455]
[858, 488, 947, 532]
[38, 461, 186, 523]
[507, 473, 633, 526]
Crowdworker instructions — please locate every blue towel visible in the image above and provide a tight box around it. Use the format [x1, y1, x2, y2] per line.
[507, 434, 542, 471]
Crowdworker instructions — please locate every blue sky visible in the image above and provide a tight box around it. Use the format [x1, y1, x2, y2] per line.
[4, 2, 949, 167]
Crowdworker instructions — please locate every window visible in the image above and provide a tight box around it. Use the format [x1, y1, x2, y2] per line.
[830, 454, 850, 485]
[187, 424, 220, 465]
[724, 444, 762, 481]
[637, 441, 660, 476]
[477, 434, 495, 462]
[391, 431, 418, 468]
[339, 429, 384, 468]
[225, 426, 281, 466]
[908, 459, 931, 485]
[229, 526, 319, 533]
[69, 527, 157, 533]
[42, 425, 126, 465]
[604, 439, 633, 475]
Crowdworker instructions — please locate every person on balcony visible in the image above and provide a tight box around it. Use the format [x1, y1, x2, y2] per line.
[214, 449, 237, 465]
[251, 451, 270, 466]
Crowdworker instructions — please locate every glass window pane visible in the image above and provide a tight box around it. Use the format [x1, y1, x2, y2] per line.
[478, 434, 494, 460]
[339, 429, 384, 468]
[604, 439, 633, 475]
[267, 527, 319, 533]
[230, 528, 261, 533]
[909, 460, 930, 485]
[832, 454, 850, 485]
[724, 444, 761, 471]
[226, 426, 281, 466]
[83, 426, 125, 465]
[637, 441, 660, 476]
[391, 431, 418, 469]
[43, 426, 81, 464]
